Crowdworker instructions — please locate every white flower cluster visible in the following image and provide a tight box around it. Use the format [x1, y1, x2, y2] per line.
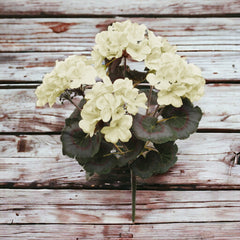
[35, 55, 97, 107]
[79, 78, 147, 143]
[92, 20, 176, 78]
[147, 53, 205, 107]
[91, 20, 204, 108]
[35, 20, 205, 143]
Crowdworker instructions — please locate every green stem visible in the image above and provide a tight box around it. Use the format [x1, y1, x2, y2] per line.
[153, 105, 160, 117]
[130, 168, 137, 223]
[66, 97, 82, 112]
[146, 85, 153, 115]
[124, 56, 127, 78]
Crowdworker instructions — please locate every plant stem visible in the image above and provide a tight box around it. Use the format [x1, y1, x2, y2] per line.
[124, 56, 127, 78]
[114, 143, 123, 154]
[130, 168, 137, 223]
[153, 105, 160, 117]
[105, 58, 116, 67]
[66, 97, 82, 112]
[146, 85, 153, 115]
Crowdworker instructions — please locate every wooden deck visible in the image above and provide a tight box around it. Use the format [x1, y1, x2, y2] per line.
[0, 1, 240, 239]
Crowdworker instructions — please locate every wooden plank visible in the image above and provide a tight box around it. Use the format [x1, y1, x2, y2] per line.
[1, 189, 240, 224]
[0, 85, 240, 132]
[1, 52, 239, 82]
[0, 18, 240, 52]
[1, 223, 240, 240]
[0, 133, 239, 189]
[0, 0, 240, 16]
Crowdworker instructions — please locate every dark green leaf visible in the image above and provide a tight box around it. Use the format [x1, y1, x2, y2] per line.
[132, 142, 178, 179]
[131, 154, 160, 179]
[153, 141, 178, 174]
[83, 140, 117, 175]
[61, 99, 101, 165]
[162, 98, 202, 140]
[61, 122, 102, 165]
[133, 98, 202, 144]
[132, 114, 173, 144]
[117, 136, 145, 167]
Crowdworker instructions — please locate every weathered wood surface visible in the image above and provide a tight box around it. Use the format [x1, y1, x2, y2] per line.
[1, 52, 239, 83]
[1, 1, 240, 239]
[0, 85, 239, 132]
[1, 223, 240, 240]
[0, 18, 240, 52]
[1, 189, 240, 224]
[1, 0, 240, 16]
[0, 133, 239, 189]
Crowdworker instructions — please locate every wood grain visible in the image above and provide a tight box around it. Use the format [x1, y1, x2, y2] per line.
[1, 223, 240, 240]
[1, 51, 239, 83]
[1, 0, 240, 238]
[0, 18, 239, 52]
[1, 189, 240, 224]
[0, 84, 240, 132]
[1, 0, 240, 16]
[0, 133, 239, 189]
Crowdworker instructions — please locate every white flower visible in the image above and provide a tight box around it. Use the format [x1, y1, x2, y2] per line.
[127, 22, 147, 43]
[91, 47, 106, 79]
[148, 31, 163, 49]
[126, 39, 151, 61]
[101, 115, 133, 143]
[145, 48, 163, 70]
[146, 53, 205, 107]
[113, 78, 147, 114]
[111, 20, 132, 32]
[57, 55, 97, 88]
[92, 20, 150, 62]
[157, 91, 183, 108]
[35, 55, 97, 107]
[79, 78, 147, 143]
[95, 29, 128, 59]
[35, 71, 69, 107]
[145, 30, 177, 70]
[79, 101, 101, 136]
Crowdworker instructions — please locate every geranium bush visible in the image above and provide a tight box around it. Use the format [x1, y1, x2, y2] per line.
[35, 20, 205, 222]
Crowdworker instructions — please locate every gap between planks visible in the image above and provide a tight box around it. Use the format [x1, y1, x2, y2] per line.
[1, 222, 240, 239]
[0, 0, 240, 16]
[0, 189, 240, 224]
[0, 18, 240, 52]
[0, 133, 239, 190]
[0, 84, 240, 132]
[2, 189, 240, 224]
[0, 52, 239, 82]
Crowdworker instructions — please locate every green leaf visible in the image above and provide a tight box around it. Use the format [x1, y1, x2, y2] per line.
[117, 136, 145, 167]
[131, 154, 159, 179]
[153, 141, 178, 174]
[131, 142, 178, 179]
[132, 114, 173, 144]
[61, 122, 102, 165]
[162, 98, 202, 140]
[83, 140, 117, 175]
[132, 98, 202, 144]
[61, 99, 101, 165]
